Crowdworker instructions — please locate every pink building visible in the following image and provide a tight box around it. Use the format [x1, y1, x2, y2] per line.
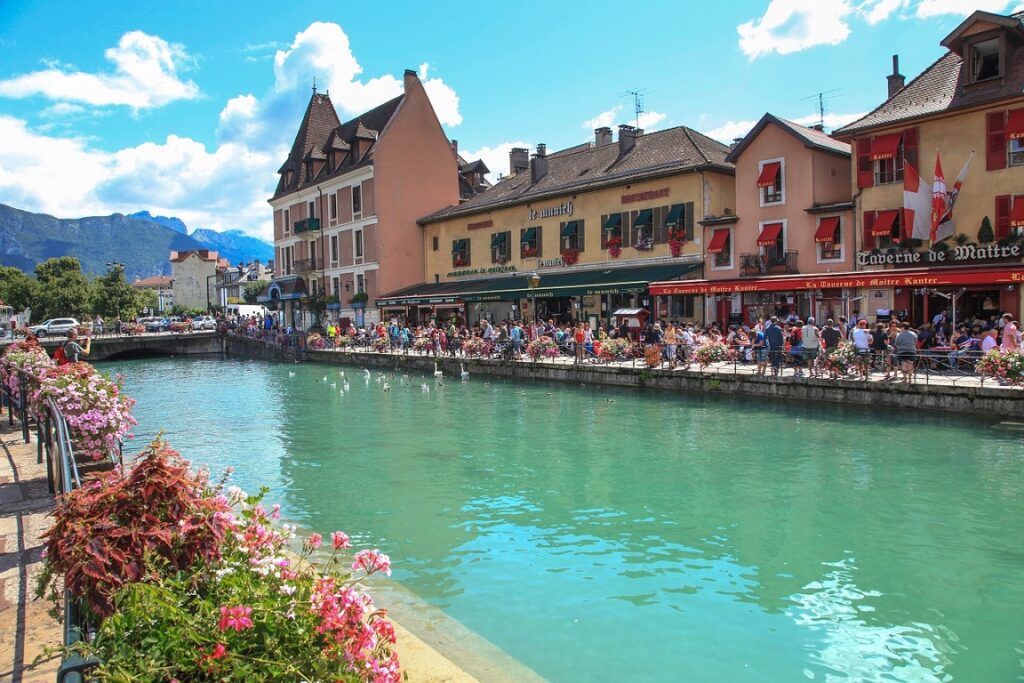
[265, 70, 474, 328]
[652, 114, 854, 326]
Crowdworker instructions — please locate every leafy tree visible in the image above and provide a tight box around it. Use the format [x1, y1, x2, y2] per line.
[132, 288, 159, 316]
[91, 264, 137, 319]
[244, 280, 270, 304]
[0, 266, 37, 312]
[34, 257, 92, 321]
[978, 216, 994, 244]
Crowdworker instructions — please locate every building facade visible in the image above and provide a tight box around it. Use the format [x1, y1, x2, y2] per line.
[132, 275, 174, 313]
[217, 261, 273, 305]
[170, 251, 222, 312]
[650, 114, 855, 326]
[388, 125, 735, 327]
[265, 70, 466, 329]
[832, 9, 1024, 325]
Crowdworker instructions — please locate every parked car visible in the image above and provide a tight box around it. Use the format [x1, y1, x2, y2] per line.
[143, 317, 170, 332]
[191, 315, 217, 331]
[29, 318, 80, 338]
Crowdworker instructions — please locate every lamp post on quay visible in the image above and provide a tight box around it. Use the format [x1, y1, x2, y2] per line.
[106, 261, 125, 333]
[527, 272, 541, 323]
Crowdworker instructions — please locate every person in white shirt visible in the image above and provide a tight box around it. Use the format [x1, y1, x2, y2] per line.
[850, 319, 872, 380]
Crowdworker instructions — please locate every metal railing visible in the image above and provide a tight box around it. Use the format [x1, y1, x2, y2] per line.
[740, 250, 799, 276]
[293, 257, 319, 275]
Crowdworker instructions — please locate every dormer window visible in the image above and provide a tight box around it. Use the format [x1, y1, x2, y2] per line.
[970, 38, 1001, 82]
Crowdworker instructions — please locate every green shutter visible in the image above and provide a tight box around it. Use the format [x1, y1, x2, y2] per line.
[685, 202, 695, 240]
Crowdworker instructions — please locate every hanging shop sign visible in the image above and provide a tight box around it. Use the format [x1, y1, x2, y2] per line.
[856, 243, 1021, 267]
[537, 257, 564, 268]
[528, 201, 573, 221]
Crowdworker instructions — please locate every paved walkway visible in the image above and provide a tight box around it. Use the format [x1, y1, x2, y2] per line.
[0, 417, 61, 683]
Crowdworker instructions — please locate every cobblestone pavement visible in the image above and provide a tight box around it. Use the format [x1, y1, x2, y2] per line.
[0, 414, 61, 683]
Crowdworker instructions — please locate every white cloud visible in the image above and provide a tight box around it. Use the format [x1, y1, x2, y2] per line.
[738, 0, 854, 58]
[419, 63, 462, 127]
[581, 105, 667, 132]
[791, 111, 868, 129]
[39, 102, 87, 118]
[0, 31, 198, 110]
[582, 106, 622, 130]
[859, 0, 909, 24]
[915, 0, 1013, 16]
[458, 141, 532, 182]
[704, 120, 758, 143]
[637, 111, 667, 131]
[0, 115, 277, 240]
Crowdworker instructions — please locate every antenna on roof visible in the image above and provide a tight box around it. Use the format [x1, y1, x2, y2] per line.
[619, 88, 650, 130]
[800, 89, 842, 130]
[312, 76, 317, 95]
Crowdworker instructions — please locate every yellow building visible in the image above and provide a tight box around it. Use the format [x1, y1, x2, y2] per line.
[381, 125, 735, 326]
[834, 9, 1024, 324]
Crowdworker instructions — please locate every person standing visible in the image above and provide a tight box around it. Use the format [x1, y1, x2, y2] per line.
[894, 322, 919, 384]
[663, 322, 678, 369]
[764, 317, 785, 378]
[999, 314, 1021, 352]
[62, 329, 91, 364]
[850, 319, 872, 380]
[802, 317, 820, 378]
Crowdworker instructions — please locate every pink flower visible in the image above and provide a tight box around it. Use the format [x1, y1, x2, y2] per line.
[352, 549, 392, 576]
[217, 605, 254, 632]
[271, 503, 281, 520]
[305, 532, 323, 550]
[331, 531, 351, 550]
[208, 643, 227, 660]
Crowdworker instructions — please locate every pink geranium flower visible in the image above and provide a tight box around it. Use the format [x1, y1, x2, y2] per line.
[331, 531, 351, 550]
[352, 549, 392, 576]
[304, 532, 323, 551]
[217, 605, 254, 632]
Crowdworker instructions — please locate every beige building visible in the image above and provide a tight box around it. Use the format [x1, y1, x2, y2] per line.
[131, 275, 175, 313]
[388, 125, 734, 326]
[170, 250, 221, 312]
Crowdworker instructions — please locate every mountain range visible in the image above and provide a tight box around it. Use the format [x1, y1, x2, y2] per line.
[0, 204, 273, 280]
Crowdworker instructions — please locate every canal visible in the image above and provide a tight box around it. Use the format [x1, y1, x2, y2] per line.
[101, 356, 1024, 682]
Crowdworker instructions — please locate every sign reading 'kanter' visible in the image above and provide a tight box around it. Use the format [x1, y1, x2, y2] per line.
[857, 244, 1021, 267]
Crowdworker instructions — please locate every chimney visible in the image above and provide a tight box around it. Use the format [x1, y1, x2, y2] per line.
[887, 54, 905, 98]
[811, 123, 825, 132]
[530, 143, 548, 183]
[451, 139, 458, 155]
[731, 138, 743, 149]
[403, 68, 417, 92]
[595, 127, 613, 146]
[618, 125, 642, 155]
[509, 147, 529, 176]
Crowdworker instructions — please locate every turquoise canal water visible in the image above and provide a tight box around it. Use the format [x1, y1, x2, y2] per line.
[100, 357, 1024, 682]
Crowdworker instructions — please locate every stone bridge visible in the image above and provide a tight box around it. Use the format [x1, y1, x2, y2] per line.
[1, 331, 224, 361]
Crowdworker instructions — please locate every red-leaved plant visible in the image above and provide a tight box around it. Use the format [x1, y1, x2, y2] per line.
[37, 438, 232, 618]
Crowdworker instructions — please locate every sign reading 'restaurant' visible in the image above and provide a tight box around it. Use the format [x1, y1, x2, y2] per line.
[528, 202, 573, 221]
[622, 187, 669, 204]
[857, 243, 1021, 267]
[467, 219, 493, 231]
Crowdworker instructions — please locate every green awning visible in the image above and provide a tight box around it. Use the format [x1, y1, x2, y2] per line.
[490, 232, 507, 247]
[461, 262, 701, 302]
[451, 239, 466, 254]
[665, 204, 684, 226]
[521, 227, 537, 243]
[633, 209, 653, 228]
[603, 214, 622, 231]
[560, 220, 580, 239]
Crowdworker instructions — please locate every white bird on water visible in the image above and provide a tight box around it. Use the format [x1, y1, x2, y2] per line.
[434, 363, 443, 379]
[421, 384, 430, 393]
[363, 368, 371, 379]
[322, 375, 328, 382]
[460, 364, 469, 381]
[330, 382, 337, 388]
[382, 382, 391, 392]
[288, 371, 296, 378]
[343, 380, 350, 391]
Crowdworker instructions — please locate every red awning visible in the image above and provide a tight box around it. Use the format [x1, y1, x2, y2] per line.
[707, 228, 730, 254]
[756, 162, 780, 188]
[1008, 108, 1024, 140]
[756, 222, 783, 246]
[872, 209, 899, 236]
[870, 133, 902, 160]
[814, 216, 841, 243]
[1012, 196, 1024, 227]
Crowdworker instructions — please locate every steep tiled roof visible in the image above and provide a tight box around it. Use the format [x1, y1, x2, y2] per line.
[726, 113, 851, 162]
[420, 126, 732, 224]
[170, 250, 219, 263]
[132, 276, 173, 288]
[836, 11, 1024, 136]
[274, 93, 341, 195]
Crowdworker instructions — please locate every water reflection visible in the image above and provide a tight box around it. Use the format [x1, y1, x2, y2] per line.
[106, 357, 1024, 683]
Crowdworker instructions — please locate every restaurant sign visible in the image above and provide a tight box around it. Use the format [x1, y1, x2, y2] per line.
[857, 243, 1021, 267]
[447, 265, 517, 278]
[528, 201, 573, 221]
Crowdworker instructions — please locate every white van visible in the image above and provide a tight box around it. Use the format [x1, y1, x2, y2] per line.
[226, 304, 268, 319]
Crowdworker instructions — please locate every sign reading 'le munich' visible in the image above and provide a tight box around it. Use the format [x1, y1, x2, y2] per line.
[528, 201, 573, 221]
[856, 243, 1022, 267]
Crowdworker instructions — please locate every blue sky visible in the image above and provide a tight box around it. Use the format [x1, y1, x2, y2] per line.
[0, 0, 1019, 240]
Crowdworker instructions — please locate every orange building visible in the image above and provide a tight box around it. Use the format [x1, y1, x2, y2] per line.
[265, 70, 474, 328]
[651, 114, 854, 326]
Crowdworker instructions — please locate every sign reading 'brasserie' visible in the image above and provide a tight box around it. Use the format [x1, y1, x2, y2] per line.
[857, 243, 1021, 267]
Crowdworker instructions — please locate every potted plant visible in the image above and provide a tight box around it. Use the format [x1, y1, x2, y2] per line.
[561, 248, 579, 266]
[668, 229, 686, 257]
[607, 236, 622, 258]
[522, 246, 538, 258]
[348, 292, 369, 309]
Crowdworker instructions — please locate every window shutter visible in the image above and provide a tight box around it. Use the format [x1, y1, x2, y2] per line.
[863, 211, 877, 250]
[903, 128, 918, 170]
[995, 195, 1011, 239]
[600, 215, 609, 250]
[577, 220, 585, 252]
[987, 111, 1007, 171]
[653, 207, 667, 244]
[536, 226, 543, 258]
[856, 137, 874, 188]
[685, 202, 695, 240]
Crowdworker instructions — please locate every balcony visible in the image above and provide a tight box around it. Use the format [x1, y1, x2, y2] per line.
[293, 257, 319, 276]
[740, 251, 799, 277]
[293, 217, 321, 237]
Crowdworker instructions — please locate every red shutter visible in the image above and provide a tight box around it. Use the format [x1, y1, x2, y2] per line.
[987, 111, 1007, 171]
[995, 195, 1011, 239]
[863, 211, 877, 250]
[903, 127, 918, 170]
[856, 137, 874, 188]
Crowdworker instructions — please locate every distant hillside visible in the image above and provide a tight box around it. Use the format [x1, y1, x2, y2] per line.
[128, 210, 188, 234]
[0, 203, 203, 279]
[188, 228, 273, 267]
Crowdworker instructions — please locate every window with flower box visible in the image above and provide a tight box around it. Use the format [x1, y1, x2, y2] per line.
[560, 220, 584, 252]
[452, 239, 470, 267]
[490, 231, 511, 264]
[520, 226, 541, 258]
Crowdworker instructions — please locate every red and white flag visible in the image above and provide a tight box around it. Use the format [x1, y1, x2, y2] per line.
[934, 151, 973, 242]
[903, 161, 932, 240]
[930, 153, 946, 243]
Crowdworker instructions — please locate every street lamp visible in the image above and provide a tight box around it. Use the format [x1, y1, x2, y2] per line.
[527, 271, 540, 323]
[106, 262, 125, 328]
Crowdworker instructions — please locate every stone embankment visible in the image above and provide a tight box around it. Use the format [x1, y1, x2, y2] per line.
[224, 335, 1024, 418]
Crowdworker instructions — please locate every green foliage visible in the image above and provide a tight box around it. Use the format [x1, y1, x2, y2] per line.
[0, 265, 36, 311]
[132, 287, 159, 315]
[243, 280, 270, 305]
[953, 233, 970, 246]
[932, 241, 950, 252]
[349, 291, 369, 305]
[33, 256, 92, 321]
[91, 265, 138, 319]
[978, 216, 994, 244]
